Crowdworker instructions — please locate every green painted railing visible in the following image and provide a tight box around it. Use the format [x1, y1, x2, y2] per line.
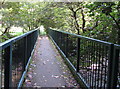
[48, 28, 120, 89]
[0, 28, 38, 89]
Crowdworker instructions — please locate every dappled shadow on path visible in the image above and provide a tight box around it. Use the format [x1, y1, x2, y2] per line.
[23, 36, 80, 88]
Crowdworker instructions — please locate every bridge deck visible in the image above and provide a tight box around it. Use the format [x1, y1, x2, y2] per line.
[24, 36, 80, 88]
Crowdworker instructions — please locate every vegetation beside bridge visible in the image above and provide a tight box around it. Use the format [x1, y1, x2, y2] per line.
[0, 1, 120, 44]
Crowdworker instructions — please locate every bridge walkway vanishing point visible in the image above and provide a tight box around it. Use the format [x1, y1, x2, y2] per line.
[23, 36, 80, 88]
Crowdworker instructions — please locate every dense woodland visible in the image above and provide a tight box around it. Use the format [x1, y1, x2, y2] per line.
[0, 1, 120, 44]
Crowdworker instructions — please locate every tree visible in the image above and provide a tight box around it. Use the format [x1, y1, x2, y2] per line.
[86, 2, 120, 44]
[1, 1, 120, 44]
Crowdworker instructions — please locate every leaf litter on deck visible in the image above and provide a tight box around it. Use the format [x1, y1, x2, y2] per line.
[23, 36, 80, 88]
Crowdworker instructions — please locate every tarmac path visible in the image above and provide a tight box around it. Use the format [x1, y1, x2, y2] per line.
[24, 36, 80, 88]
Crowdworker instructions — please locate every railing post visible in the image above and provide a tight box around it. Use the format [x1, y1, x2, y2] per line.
[77, 38, 80, 72]
[65, 34, 68, 57]
[60, 32, 62, 49]
[110, 48, 119, 88]
[107, 44, 114, 89]
[4, 43, 12, 89]
[37, 30, 39, 39]
[24, 37, 27, 71]
[38, 28, 40, 36]
[30, 34, 32, 53]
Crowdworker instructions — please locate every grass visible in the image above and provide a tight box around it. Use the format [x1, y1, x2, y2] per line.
[40, 31, 46, 36]
[0, 32, 23, 43]
[9, 32, 23, 36]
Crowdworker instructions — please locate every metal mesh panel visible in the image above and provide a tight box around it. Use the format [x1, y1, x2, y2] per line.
[0, 50, 4, 88]
[117, 50, 120, 88]
[0, 29, 38, 88]
[67, 35, 77, 68]
[0, 50, 1, 88]
[49, 30, 78, 68]
[79, 39, 110, 88]
[115, 46, 120, 88]
[12, 38, 25, 87]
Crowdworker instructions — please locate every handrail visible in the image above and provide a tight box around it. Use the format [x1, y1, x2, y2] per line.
[0, 29, 38, 49]
[50, 29, 113, 45]
[114, 44, 120, 49]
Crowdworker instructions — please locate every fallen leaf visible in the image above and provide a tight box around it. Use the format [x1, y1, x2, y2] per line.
[61, 86, 65, 87]
[28, 74, 32, 79]
[26, 81, 31, 85]
[47, 60, 49, 62]
[29, 68, 32, 71]
[43, 61, 46, 65]
[34, 83, 37, 86]
[28, 72, 32, 74]
[30, 64, 36, 67]
[74, 83, 77, 86]
[63, 72, 66, 74]
[34, 86, 41, 88]
[34, 73, 37, 75]
[52, 75, 59, 78]
[25, 79, 31, 83]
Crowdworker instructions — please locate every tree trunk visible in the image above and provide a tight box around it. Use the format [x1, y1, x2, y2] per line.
[81, 9, 85, 33]
[118, 29, 120, 44]
[1, 26, 11, 36]
[73, 10, 80, 35]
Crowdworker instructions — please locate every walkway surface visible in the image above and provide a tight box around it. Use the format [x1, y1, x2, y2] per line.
[24, 36, 80, 88]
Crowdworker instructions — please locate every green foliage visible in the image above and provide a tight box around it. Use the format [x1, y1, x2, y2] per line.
[0, 2, 120, 44]
[84, 2, 120, 44]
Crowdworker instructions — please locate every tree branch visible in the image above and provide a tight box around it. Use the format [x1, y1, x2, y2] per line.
[68, 6, 82, 34]
[108, 13, 120, 30]
[1, 26, 11, 36]
[81, 9, 85, 33]
[75, 7, 81, 12]
[2, 0, 5, 5]
[87, 20, 98, 31]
